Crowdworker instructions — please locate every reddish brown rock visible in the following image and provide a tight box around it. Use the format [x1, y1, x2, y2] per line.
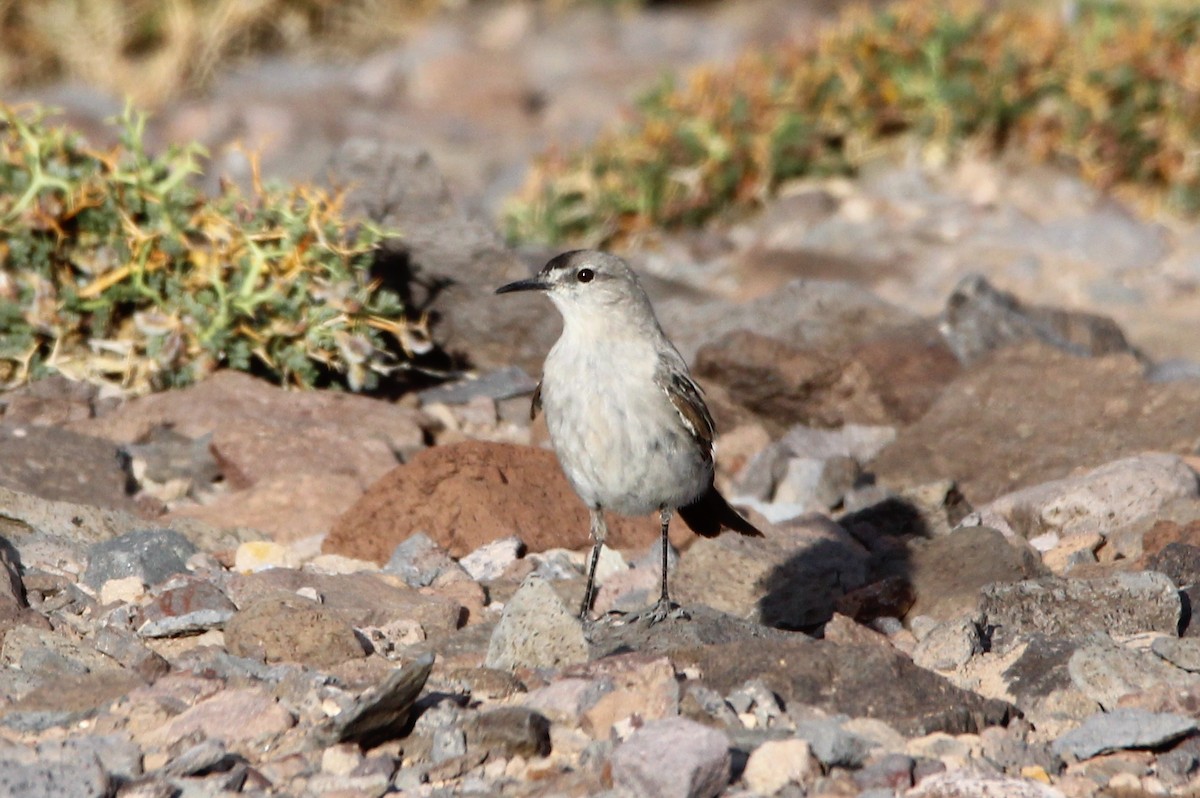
[693, 330, 890, 434]
[871, 344, 1200, 504]
[71, 371, 429, 540]
[224, 594, 369, 669]
[324, 441, 664, 562]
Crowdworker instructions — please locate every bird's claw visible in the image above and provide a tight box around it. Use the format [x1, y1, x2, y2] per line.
[616, 599, 688, 627]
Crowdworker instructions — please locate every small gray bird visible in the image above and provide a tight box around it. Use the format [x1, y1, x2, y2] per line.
[497, 250, 762, 624]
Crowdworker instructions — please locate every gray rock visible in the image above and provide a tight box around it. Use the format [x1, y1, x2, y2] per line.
[37, 735, 143, 782]
[939, 273, 1139, 365]
[459, 535, 524, 582]
[93, 626, 170, 680]
[772, 455, 860, 510]
[383, 533, 461, 588]
[853, 753, 914, 791]
[1152, 636, 1200, 672]
[1, 625, 120, 678]
[981, 572, 1181, 651]
[610, 716, 731, 798]
[121, 426, 221, 495]
[0, 484, 250, 552]
[1052, 708, 1196, 760]
[778, 424, 898, 464]
[912, 616, 983, 672]
[793, 717, 873, 767]
[431, 727, 467, 764]
[0, 751, 110, 798]
[82, 529, 198, 590]
[1067, 636, 1200, 710]
[485, 575, 588, 670]
[0, 424, 138, 512]
[417, 366, 538, 405]
[136, 579, 237, 638]
[967, 453, 1200, 541]
[313, 652, 434, 747]
[907, 770, 1068, 797]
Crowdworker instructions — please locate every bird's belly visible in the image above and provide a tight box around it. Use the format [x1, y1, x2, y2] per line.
[543, 377, 711, 516]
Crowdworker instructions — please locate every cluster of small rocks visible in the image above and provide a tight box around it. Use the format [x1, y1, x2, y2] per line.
[4, 1, 1200, 796]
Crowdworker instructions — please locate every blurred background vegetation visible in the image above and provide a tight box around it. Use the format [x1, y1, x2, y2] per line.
[2, 0, 1197, 395]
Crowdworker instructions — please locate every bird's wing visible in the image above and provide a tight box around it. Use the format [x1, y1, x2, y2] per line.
[530, 380, 543, 421]
[656, 366, 715, 464]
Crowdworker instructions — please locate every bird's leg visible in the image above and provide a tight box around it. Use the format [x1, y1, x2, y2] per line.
[579, 507, 606, 620]
[644, 507, 687, 624]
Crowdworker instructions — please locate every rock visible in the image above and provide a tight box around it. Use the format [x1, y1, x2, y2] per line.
[37, 734, 143, 782]
[1, 625, 122, 677]
[1151, 637, 1200, 672]
[871, 344, 1200, 503]
[609, 717, 731, 798]
[0, 374, 97, 426]
[966, 454, 1200, 541]
[1, 670, 143, 732]
[658, 279, 923, 367]
[225, 569, 462, 634]
[772, 455, 860, 510]
[673, 516, 869, 629]
[144, 687, 295, 749]
[417, 366, 538, 405]
[99, 576, 145, 606]
[574, 654, 680, 737]
[462, 707, 551, 758]
[980, 572, 1181, 651]
[939, 273, 1138, 365]
[313, 653, 434, 747]
[906, 771, 1067, 797]
[903, 526, 1047, 622]
[459, 536, 525, 582]
[674, 637, 1014, 736]
[382, 533, 463, 587]
[120, 426, 221, 500]
[93, 626, 170, 680]
[1052, 708, 1196, 760]
[0, 483, 247, 554]
[692, 330, 891, 434]
[912, 617, 983, 672]
[485, 575, 588, 670]
[324, 441, 663, 562]
[0, 750, 110, 798]
[73, 371, 426, 541]
[793, 717, 874, 767]
[1067, 636, 1200, 710]
[329, 139, 558, 375]
[136, 578, 237, 638]
[82, 529, 198, 590]
[1144, 540, 1200, 587]
[0, 538, 39, 634]
[855, 753, 916, 791]
[0, 424, 138, 512]
[742, 738, 814, 795]
[232, 540, 301, 573]
[224, 594, 367, 669]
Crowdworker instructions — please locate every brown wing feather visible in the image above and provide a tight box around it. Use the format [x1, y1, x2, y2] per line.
[530, 381, 543, 421]
[658, 370, 715, 465]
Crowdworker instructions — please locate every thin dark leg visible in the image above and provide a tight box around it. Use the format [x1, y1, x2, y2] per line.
[579, 540, 603, 620]
[578, 508, 606, 620]
[658, 507, 671, 606]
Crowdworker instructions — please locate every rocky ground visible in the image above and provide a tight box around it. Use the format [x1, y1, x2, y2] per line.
[5, 1, 1200, 797]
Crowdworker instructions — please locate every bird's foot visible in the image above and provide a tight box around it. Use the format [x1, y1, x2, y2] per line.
[616, 599, 688, 627]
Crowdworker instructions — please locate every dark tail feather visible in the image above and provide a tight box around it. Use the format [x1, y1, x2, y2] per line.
[677, 485, 763, 538]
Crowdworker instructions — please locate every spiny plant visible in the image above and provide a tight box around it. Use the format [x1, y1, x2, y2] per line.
[505, 0, 1200, 247]
[0, 103, 420, 394]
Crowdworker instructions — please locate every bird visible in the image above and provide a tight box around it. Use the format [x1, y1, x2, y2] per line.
[496, 250, 762, 625]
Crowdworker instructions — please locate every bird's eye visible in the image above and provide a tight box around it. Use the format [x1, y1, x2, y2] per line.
[576, 268, 594, 283]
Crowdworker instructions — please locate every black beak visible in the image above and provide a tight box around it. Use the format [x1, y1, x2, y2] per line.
[495, 277, 549, 295]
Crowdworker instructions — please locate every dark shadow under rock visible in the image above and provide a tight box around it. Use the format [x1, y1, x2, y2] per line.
[312, 653, 435, 749]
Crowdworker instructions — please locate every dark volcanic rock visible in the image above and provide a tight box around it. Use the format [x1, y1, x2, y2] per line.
[82, 529, 198, 590]
[0, 424, 136, 512]
[871, 344, 1200, 503]
[313, 653, 435, 747]
[672, 636, 1015, 736]
[981, 572, 1182, 651]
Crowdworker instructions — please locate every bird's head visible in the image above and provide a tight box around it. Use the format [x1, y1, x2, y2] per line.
[495, 250, 651, 322]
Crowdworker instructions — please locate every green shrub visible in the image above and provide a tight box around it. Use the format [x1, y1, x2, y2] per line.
[505, 0, 1200, 246]
[0, 103, 412, 394]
